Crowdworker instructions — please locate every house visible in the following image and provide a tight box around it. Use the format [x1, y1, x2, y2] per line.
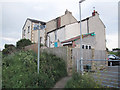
[46, 10, 106, 50]
[45, 9, 78, 33]
[61, 32, 96, 49]
[22, 9, 106, 51]
[22, 18, 46, 45]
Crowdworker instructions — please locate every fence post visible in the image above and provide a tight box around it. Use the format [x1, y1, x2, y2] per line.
[91, 49, 95, 71]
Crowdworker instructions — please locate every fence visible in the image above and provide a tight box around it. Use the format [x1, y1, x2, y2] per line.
[72, 48, 107, 71]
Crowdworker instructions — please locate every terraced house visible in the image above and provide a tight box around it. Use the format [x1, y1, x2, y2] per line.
[22, 9, 106, 51]
[46, 10, 106, 51]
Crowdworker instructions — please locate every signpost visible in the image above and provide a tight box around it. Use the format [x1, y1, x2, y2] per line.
[33, 23, 45, 74]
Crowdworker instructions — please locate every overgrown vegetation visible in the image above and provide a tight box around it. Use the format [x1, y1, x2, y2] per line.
[2, 39, 32, 56]
[108, 51, 120, 57]
[2, 50, 67, 88]
[2, 44, 16, 55]
[107, 48, 120, 57]
[65, 72, 101, 88]
[16, 39, 32, 49]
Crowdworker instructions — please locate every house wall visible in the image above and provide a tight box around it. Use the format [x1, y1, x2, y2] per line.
[65, 21, 88, 41]
[75, 35, 96, 49]
[47, 27, 65, 47]
[46, 19, 57, 33]
[22, 20, 45, 45]
[47, 22, 94, 48]
[64, 13, 106, 50]
[60, 12, 77, 27]
[49, 31, 55, 47]
[46, 12, 106, 50]
[22, 20, 32, 40]
[46, 11, 77, 33]
[31, 23, 45, 45]
[88, 13, 106, 50]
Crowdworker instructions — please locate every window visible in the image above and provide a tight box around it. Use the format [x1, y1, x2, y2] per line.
[86, 45, 88, 49]
[28, 26, 30, 33]
[89, 46, 91, 49]
[23, 29, 26, 36]
[82, 45, 84, 49]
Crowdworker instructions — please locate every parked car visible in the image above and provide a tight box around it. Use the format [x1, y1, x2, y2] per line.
[108, 54, 120, 66]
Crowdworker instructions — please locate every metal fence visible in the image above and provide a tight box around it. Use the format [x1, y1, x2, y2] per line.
[79, 59, 120, 88]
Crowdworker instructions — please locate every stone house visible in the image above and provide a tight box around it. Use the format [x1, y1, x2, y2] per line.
[22, 18, 46, 45]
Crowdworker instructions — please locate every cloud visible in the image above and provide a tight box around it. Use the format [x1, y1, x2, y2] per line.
[2, 37, 18, 42]
[106, 34, 118, 50]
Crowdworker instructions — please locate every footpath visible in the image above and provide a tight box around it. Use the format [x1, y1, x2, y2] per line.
[53, 76, 71, 88]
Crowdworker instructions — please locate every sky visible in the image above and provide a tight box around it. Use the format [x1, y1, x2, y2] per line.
[0, 0, 119, 51]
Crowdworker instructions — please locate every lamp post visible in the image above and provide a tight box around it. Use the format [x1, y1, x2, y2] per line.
[79, 0, 85, 74]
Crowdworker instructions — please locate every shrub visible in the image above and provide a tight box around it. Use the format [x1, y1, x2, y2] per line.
[16, 39, 32, 49]
[65, 72, 101, 88]
[2, 50, 67, 88]
[2, 44, 16, 55]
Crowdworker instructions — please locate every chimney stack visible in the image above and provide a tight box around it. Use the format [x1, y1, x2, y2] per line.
[92, 7, 96, 16]
[65, 9, 72, 14]
[92, 10, 96, 16]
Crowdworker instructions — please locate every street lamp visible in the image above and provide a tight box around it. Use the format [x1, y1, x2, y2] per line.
[78, 0, 85, 74]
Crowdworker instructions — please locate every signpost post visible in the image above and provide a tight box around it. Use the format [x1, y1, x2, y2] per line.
[33, 23, 45, 74]
[37, 23, 40, 74]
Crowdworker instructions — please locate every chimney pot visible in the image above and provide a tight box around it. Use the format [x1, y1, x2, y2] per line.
[92, 10, 96, 16]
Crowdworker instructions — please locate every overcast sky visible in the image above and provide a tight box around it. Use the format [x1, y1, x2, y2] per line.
[0, 0, 119, 51]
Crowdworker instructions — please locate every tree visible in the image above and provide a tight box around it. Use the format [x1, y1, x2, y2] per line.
[16, 39, 32, 49]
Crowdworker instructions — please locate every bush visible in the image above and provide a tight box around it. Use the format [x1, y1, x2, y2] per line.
[2, 44, 16, 55]
[16, 39, 32, 49]
[2, 50, 67, 88]
[65, 72, 101, 88]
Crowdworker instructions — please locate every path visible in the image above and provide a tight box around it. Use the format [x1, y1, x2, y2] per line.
[53, 76, 71, 88]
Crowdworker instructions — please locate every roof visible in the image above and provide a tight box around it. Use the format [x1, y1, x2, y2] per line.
[78, 12, 106, 28]
[61, 32, 95, 43]
[28, 18, 46, 25]
[22, 18, 46, 29]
